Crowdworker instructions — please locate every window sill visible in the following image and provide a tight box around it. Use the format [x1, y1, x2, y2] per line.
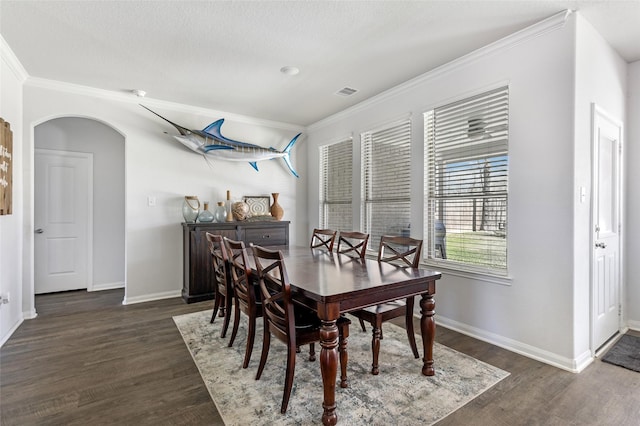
[421, 260, 512, 286]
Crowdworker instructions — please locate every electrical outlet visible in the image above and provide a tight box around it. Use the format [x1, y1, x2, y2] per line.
[1, 292, 9, 304]
[147, 196, 156, 207]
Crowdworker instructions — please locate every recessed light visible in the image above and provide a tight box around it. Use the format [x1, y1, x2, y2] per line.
[132, 89, 146, 97]
[280, 66, 300, 76]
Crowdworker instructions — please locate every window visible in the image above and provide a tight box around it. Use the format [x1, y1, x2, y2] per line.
[424, 86, 509, 273]
[319, 138, 353, 231]
[362, 119, 412, 250]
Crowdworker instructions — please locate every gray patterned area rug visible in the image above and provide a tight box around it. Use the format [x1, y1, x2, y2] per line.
[173, 310, 509, 426]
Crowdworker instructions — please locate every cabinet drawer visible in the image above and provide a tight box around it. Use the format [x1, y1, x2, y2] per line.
[245, 227, 287, 246]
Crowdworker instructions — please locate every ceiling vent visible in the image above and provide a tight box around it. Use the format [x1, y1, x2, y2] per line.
[336, 87, 358, 96]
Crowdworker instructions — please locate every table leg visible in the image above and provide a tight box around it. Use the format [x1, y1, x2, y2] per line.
[420, 292, 436, 376]
[320, 319, 339, 425]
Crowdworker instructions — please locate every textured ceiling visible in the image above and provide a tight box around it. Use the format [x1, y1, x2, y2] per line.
[2, 1, 639, 126]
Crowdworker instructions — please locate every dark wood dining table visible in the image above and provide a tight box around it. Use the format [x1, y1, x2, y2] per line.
[271, 246, 442, 425]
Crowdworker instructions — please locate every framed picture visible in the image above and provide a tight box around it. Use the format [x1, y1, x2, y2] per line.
[244, 196, 271, 217]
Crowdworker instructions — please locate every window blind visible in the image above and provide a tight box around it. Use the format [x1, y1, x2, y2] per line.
[319, 139, 353, 231]
[362, 119, 412, 250]
[425, 86, 509, 272]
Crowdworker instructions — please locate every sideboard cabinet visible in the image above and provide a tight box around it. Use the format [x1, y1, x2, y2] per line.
[182, 221, 290, 303]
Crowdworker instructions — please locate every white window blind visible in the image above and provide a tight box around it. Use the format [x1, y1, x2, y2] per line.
[319, 139, 353, 231]
[424, 86, 509, 273]
[362, 119, 412, 250]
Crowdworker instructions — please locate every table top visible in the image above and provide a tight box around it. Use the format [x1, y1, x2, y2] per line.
[264, 245, 441, 310]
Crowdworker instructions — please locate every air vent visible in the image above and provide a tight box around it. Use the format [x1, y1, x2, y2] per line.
[336, 87, 358, 96]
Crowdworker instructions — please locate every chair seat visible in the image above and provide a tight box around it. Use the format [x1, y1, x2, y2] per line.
[354, 300, 407, 322]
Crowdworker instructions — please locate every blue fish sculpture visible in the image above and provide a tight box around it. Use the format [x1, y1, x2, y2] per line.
[141, 105, 300, 177]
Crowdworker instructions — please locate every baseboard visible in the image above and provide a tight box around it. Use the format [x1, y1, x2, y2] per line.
[435, 315, 585, 373]
[626, 319, 640, 331]
[123, 289, 182, 305]
[89, 281, 125, 292]
[0, 316, 24, 348]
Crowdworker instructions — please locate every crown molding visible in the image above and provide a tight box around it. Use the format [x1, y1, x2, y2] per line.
[308, 9, 574, 132]
[22, 76, 304, 133]
[0, 35, 28, 83]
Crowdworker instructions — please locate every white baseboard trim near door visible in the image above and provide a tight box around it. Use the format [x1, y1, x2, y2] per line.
[90, 281, 125, 292]
[626, 320, 640, 331]
[435, 314, 587, 373]
[0, 316, 24, 348]
[122, 289, 182, 305]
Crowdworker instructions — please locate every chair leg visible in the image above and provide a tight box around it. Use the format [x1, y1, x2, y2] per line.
[210, 293, 222, 323]
[221, 293, 233, 338]
[338, 320, 350, 388]
[228, 299, 241, 347]
[243, 311, 257, 369]
[308, 343, 316, 362]
[371, 321, 382, 375]
[281, 339, 297, 413]
[358, 318, 366, 332]
[255, 320, 271, 380]
[405, 297, 419, 359]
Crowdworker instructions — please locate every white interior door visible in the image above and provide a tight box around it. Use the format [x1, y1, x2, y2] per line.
[591, 105, 622, 351]
[35, 149, 93, 294]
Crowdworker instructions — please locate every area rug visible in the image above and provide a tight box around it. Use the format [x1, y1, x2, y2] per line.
[602, 334, 640, 372]
[173, 310, 509, 425]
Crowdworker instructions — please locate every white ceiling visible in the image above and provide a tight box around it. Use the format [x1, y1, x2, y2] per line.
[2, 1, 639, 126]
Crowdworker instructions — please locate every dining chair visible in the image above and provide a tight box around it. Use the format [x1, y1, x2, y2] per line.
[310, 228, 337, 251]
[206, 233, 233, 338]
[350, 235, 424, 375]
[225, 237, 263, 369]
[336, 231, 369, 259]
[251, 244, 351, 414]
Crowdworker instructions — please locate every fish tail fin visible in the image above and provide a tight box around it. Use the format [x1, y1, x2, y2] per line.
[282, 133, 301, 178]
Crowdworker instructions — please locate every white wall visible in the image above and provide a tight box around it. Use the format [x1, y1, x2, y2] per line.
[573, 14, 627, 362]
[21, 83, 304, 314]
[306, 12, 586, 369]
[0, 36, 25, 345]
[626, 60, 640, 327]
[35, 117, 126, 290]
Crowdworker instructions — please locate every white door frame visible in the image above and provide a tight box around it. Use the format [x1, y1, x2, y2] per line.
[34, 148, 94, 293]
[590, 103, 624, 355]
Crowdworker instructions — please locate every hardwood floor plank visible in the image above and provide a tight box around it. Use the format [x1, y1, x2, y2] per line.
[2, 289, 640, 425]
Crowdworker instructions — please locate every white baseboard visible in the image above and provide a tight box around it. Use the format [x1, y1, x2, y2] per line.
[435, 315, 587, 373]
[123, 289, 182, 305]
[626, 319, 640, 331]
[0, 316, 24, 348]
[89, 281, 125, 292]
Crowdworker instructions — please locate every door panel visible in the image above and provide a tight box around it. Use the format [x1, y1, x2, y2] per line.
[35, 149, 92, 294]
[592, 105, 622, 350]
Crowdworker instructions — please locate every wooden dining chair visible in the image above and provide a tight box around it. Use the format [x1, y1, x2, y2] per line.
[206, 233, 233, 338]
[251, 244, 351, 414]
[350, 235, 424, 375]
[310, 228, 337, 251]
[336, 231, 369, 259]
[225, 237, 263, 369]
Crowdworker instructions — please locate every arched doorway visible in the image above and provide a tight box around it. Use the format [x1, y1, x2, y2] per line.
[34, 117, 125, 297]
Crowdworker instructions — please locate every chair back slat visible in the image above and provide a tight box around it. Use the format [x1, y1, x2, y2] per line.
[225, 238, 258, 310]
[206, 233, 231, 293]
[378, 235, 423, 268]
[336, 231, 369, 259]
[310, 228, 337, 251]
[251, 244, 294, 341]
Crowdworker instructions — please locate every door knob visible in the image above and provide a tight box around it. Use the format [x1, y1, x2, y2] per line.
[595, 242, 606, 248]
[35, 228, 44, 234]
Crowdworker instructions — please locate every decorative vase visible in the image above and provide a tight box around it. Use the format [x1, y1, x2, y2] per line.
[214, 202, 226, 223]
[270, 192, 284, 220]
[232, 201, 250, 221]
[198, 202, 214, 222]
[182, 195, 200, 223]
[225, 190, 234, 222]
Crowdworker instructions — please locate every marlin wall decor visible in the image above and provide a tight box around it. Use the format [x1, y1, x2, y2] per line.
[141, 105, 301, 177]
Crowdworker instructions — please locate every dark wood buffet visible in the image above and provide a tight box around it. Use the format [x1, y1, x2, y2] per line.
[181, 221, 290, 303]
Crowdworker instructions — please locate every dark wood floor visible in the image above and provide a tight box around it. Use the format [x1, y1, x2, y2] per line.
[1, 289, 640, 425]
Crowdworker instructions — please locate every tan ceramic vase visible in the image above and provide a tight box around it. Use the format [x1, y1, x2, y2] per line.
[270, 192, 284, 220]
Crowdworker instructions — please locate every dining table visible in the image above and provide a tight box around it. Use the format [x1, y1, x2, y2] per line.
[266, 246, 442, 425]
